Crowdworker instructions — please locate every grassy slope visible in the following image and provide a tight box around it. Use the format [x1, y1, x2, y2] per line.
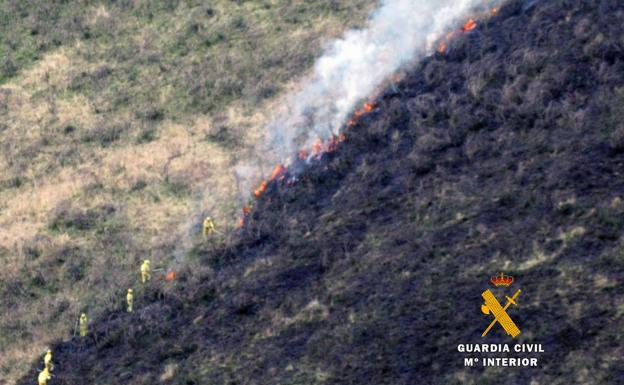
[14, 0, 624, 384]
[0, 1, 376, 382]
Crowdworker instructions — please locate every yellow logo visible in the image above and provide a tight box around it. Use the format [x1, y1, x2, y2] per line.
[481, 273, 521, 338]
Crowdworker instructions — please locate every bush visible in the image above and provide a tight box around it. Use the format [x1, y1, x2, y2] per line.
[49, 204, 116, 232]
[82, 121, 128, 146]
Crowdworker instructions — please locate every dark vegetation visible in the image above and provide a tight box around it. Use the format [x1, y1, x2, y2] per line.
[16, 0, 624, 384]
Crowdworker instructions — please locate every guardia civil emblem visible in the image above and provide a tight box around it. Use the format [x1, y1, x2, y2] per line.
[481, 272, 522, 338]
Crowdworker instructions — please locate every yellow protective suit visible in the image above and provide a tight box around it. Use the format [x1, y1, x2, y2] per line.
[140, 260, 151, 283]
[79, 313, 88, 337]
[203, 217, 215, 236]
[127, 288, 134, 312]
[38, 368, 51, 385]
[44, 350, 53, 371]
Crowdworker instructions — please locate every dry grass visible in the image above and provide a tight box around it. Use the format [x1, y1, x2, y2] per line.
[0, 1, 377, 382]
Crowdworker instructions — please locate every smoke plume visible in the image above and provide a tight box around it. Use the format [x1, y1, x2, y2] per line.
[259, 0, 501, 167]
[170, 0, 502, 268]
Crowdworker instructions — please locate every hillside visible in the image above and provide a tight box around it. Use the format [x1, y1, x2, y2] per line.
[10, 0, 624, 384]
[0, 1, 377, 382]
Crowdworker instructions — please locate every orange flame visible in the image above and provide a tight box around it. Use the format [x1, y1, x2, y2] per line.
[238, 206, 250, 228]
[437, 42, 447, 54]
[254, 180, 268, 198]
[269, 164, 286, 181]
[463, 18, 477, 32]
[165, 271, 176, 282]
[491, 7, 498, 14]
[348, 101, 377, 127]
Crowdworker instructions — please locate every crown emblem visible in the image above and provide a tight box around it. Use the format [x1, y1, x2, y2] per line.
[490, 272, 513, 287]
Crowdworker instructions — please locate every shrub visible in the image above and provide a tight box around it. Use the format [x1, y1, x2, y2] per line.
[49, 204, 116, 232]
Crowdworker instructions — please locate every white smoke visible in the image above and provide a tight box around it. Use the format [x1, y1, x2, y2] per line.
[171, 0, 502, 268]
[260, 0, 501, 165]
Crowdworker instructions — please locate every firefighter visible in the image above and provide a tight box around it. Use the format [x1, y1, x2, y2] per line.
[79, 313, 88, 338]
[44, 349, 53, 371]
[38, 367, 52, 385]
[126, 288, 133, 312]
[203, 216, 215, 236]
[140, 260, 151, 283]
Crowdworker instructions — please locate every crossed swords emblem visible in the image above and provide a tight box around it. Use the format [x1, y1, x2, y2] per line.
[481, 289, 522, 338]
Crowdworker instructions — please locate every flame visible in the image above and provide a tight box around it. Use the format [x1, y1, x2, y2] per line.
[491, 7, 498, 14]
[269, 164, 286, 181]
[238, 206, 251, 229]
[248, 164, 286, 218]
[438, 17, 479, 55]
[165, 271, 176, 282]
[254, 180, 268, 198]
[348, 101, 377, 127]
[312, 138, 323, 158]
[463, 18, 476, 32]
[241, 76, 376, 228]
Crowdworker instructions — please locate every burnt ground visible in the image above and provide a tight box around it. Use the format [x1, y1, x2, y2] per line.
[17, 0, 624, 384]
